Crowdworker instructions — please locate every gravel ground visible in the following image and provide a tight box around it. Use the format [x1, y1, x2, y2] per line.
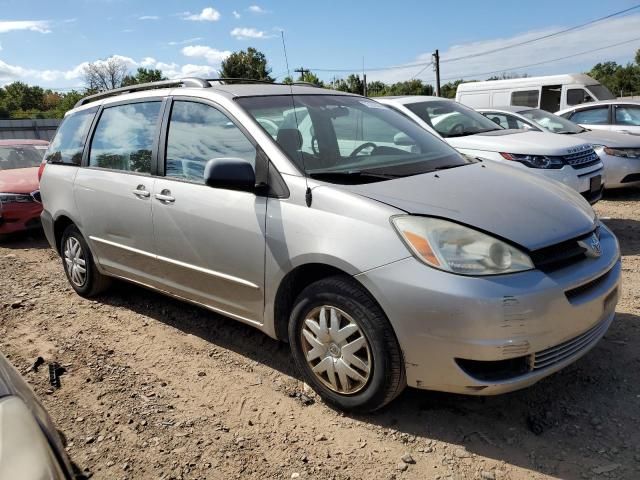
[1, 189, 639, 480]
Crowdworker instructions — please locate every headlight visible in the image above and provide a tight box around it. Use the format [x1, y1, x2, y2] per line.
[603, 147, 640, 158]
[392, 216, 534, 275]
[500, 152, 564, 169]
[0, 193, 33, 203]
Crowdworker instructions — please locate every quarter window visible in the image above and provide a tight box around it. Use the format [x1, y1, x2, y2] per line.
[165, 101, 256, 183]
[511, 90, 539, 108]
[89, 102, 161, 173]
[567, 88, 593, 106]
[614, 105, 640, 126]
[569, 107, 609, 125]
[45, 107, 97, 165]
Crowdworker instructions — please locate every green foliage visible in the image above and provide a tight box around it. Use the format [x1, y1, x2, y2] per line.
[220, 47, 274, 81]
[329, 74, 364, 95]
[587, 53, 640, 96]
[122, 68, 166, 86]
[440, 79, 465, 99]
[367, 79, 433, 96]
[298, 71, 324, 87]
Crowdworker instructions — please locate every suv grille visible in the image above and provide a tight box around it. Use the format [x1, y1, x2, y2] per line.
[529, 230, 596, 272]
[563, 148, 600, 169]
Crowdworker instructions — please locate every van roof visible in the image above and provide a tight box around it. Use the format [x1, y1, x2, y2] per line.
[456, 74, 600, 93]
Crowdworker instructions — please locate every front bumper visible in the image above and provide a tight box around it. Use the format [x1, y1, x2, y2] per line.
[598, 150, 640, 188]
[0, 202, 42, 235]
[356, 225, 621, 395]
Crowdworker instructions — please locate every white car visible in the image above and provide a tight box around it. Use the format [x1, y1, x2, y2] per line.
[557, 100, 640, 136]
[479, 106, 640, 189]
[377, 96, 605, 203]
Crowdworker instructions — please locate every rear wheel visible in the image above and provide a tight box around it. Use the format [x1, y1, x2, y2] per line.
[288, 276, 406, 412]
[61, 225, 110, 297]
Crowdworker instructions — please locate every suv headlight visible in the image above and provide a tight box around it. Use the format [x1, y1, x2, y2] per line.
[392, 216, 534, 275]
[500, 152, 564, 169]
[603, 147, 640, 158]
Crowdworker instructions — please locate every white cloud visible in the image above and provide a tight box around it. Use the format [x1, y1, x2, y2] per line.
[168, 37, 202, 46]
[183, 7, 221, 22]
[230, 27, 272, 40]
[140, 57, 157, 67]
[232, 10, 241, 19]
[138, 15, 159, 20]
[368, 14, 640, 84]
[0, 20, 51, 34]
[181, 45, 231, 65]
[247, 5, 267, 14]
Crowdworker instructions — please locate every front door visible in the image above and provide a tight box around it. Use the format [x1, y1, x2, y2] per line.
[152, 99, 267, 325]
[74, 100, 163, 284]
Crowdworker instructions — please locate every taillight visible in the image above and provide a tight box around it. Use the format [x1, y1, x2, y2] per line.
[38, 161, 46, 182]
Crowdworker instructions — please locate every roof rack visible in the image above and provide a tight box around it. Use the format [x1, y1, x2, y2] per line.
[74, 76, 324, 108]
[74, 77, 210, 107]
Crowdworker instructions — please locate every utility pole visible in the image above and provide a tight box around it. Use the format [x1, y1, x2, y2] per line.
[433, 49, 441, 97]
[363, 73, 367, 97]
[294, 67, 308, 81]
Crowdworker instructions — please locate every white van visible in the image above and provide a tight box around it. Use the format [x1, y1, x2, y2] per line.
[455, 74, 615, 112]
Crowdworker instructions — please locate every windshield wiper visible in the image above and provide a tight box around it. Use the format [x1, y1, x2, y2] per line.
[446, 128, 500, 138]
[309, 170, 400, 180]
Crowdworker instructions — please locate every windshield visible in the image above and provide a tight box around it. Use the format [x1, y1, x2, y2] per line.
[236, 95, 469, 183]
[519, 108, 585, 134]
[0, 145, 44, 171]
[404, 100, 502, 138]
[586, 85, 615, 101]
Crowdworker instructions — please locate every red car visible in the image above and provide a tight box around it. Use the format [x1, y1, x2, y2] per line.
[0, 139, 49, 235]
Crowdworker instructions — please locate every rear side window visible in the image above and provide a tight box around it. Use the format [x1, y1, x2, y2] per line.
[45, 108, 97, 165]
[614, 105, 640, 126]
[89, 102, 161, 174]
[165, 101, 256, 183]
[511, 90, 539, 108]
[569, 107, 609, 125]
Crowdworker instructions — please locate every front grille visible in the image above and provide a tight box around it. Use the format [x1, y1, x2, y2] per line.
[532, 317, 610, 370]
[565, 267, 613, 302]
[529, 230, 595, 272]
[563, 148, 600, 169]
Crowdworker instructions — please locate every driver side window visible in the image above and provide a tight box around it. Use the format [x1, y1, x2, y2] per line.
[165, 101, 256, 183]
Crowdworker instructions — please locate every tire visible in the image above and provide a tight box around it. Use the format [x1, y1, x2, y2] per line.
[60, 225, 110, 297]
[288, 275, 406, 412]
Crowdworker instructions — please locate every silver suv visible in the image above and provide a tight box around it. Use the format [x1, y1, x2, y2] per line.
[40, 78, 621, 412]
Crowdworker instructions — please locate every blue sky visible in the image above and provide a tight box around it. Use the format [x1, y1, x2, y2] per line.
[0, 0, 639, 90]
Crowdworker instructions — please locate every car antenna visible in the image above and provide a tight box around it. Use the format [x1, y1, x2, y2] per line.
[281, 30, 312, 207]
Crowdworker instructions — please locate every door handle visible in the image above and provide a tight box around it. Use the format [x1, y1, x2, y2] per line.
[132, 185, 150, 198]
[155, 189, 175, 203]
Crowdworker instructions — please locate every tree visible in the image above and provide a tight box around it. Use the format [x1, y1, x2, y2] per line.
[122, 68, 166, 86]
[330, 74, 364, 95]
[3, 82, 45, 111]
[83, 57, 130, 91]
[298, 70, 324, 87]
[220, 47, 273, 81]
[440, 79, 465, 99]
[635, 48, 640, 66]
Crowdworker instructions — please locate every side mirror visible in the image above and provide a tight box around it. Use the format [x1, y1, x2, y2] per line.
[393, 132, 415, 146]
[204, 158, 256, 192]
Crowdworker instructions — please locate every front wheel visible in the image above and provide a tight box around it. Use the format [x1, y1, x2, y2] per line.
[61, 225, 110, 297]
[288, 276, 406, 412]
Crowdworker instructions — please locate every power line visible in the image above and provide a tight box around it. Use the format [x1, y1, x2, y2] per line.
[307, 59, 434, 73]
[441, 3, 640, 64]
[421, 36, 640, 83]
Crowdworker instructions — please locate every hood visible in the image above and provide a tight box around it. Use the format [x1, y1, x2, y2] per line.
[446, 130, 593, 156]
[339, 162, 595, 251]
[570, 129, 640, 148]
[0, 167, 39, 194]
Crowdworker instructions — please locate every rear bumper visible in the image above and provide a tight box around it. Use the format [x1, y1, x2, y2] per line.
[40, 209, 56, 250]
[0, 202, 43, 235]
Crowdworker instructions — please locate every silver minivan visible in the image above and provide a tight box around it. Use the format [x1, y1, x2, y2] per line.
[40, 79, 621, 412]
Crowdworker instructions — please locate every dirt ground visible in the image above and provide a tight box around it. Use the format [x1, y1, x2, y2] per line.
[1, 189, 640, 480]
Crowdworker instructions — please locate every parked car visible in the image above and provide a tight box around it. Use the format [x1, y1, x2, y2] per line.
[455, 74, 614, 112]
[0, 353, 75, 479]
[0, 139, 48, 235]
[376, 96, 605, 203]
[557, 100, 640, 135]
[478, 106, 640, 189]
[40, 79, 620, 412]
